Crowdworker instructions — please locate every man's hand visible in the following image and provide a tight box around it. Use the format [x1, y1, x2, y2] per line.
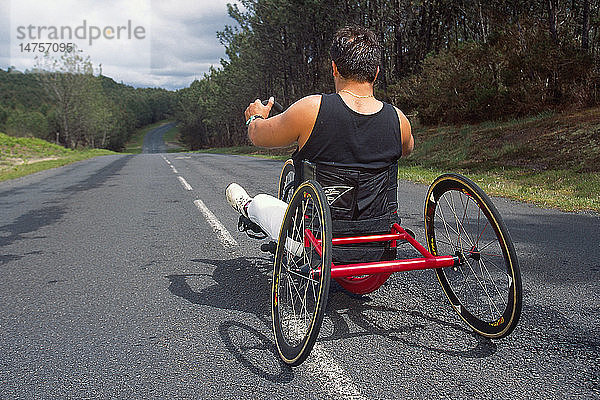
[244, 97, 274, 122]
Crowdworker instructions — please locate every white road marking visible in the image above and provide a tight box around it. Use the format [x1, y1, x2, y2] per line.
[194, 199, 238, 248]
[175, 156, 191, 159]
[162, 156, 179, 173]
[168, 152, 357, 396]
[285, 319, 365, 399]
[178, 176, 193, 191]
[303, 343, 367, 400]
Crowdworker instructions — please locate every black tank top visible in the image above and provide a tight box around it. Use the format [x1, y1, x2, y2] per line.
[292, 93, 403, 168]
[291, 93, 403, 263]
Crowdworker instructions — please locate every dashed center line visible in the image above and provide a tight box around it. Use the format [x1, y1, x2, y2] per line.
[163, 155, 237, 249]
[177, 176, 193, 191]
[161, 154, 360, 393]
[194, 199, 238, 248]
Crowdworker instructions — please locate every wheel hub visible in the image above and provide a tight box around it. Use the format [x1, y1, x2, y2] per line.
[468, 246, 481, 261]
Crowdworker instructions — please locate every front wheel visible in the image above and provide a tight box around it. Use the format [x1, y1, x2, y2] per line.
[277, 159, 295, 203]
[424, 174, 522, 338]
[272, 180, 332, 365]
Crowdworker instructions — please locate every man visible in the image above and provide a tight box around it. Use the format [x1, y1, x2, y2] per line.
[226, 25, 414, 256]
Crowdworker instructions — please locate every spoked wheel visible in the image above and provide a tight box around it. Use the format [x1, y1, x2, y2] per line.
[272, 180, 332, 365]
[425, 174, 522, 338]
[277, 159, 296, 203]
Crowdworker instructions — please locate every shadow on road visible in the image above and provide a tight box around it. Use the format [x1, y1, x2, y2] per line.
[324, 284, 497, 359]
[165, 256, 293, 382]
[218, 320, 294, 383]
[165, 255, 499, 379]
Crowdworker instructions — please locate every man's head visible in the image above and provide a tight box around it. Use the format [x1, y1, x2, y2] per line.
[330, 25, 381, 83]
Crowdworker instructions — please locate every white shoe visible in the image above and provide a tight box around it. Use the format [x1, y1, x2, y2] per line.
[226, 183, 252, 218]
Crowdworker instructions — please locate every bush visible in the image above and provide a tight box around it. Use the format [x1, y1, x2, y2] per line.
[4, 108, 49, 138]
[390, 23, 598, 124]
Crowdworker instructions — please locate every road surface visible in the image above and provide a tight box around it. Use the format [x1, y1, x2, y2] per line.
[142, 122, 176, 153]
[0, 130, 598, 398]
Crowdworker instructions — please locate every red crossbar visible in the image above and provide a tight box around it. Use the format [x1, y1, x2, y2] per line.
[330, 255, 456, 278]
[332, 233, 403, 245]
[300, 223, 457, 276]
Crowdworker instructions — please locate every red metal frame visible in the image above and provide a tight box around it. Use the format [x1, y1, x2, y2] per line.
[304, 223, 458, 279]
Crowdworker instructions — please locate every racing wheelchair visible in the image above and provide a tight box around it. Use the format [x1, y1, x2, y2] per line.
[250, 101, 522, 366]
[268, 160, 522, 366]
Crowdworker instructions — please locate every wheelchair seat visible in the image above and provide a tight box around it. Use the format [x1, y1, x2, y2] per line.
[297, 160, 400, 263]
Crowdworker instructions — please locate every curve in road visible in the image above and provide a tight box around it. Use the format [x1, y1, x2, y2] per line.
[142, 122, 176, 153]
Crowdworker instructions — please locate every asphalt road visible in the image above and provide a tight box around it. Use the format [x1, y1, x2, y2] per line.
[142, 122, 176, 153]
[1, 131, 598, 398]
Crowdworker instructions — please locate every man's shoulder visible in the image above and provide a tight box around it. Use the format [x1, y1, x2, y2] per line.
[290, 94, 323, 113]
[299, 94, 323, 105]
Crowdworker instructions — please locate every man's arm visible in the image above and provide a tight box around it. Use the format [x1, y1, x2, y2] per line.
[245, 95, 321, 148]
[394, 106, 414, 156]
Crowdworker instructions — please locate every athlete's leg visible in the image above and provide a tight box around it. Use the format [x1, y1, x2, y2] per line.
[227, 183, 303, 256]
[227, 183, 286, 241]
[247, 194, 286, 241]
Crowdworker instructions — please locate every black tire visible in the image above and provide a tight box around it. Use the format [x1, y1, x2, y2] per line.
[424, 174, 522, 338]
[272, 180, 332, 365]
[277, 159, 296, 203]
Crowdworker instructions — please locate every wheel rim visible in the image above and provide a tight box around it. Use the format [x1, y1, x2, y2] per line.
[425, 175, 520, 337]
[275, 189, 327, 348]
[433, 189, 511, 323]
[281, 178, 295, 203]
[278, 161, 295, 202]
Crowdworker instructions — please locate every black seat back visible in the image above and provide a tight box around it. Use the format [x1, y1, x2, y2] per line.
[300, 160, 399, 263]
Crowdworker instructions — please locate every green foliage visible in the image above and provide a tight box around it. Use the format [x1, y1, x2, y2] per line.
[0, 58, 176, 151]
[177, 0, 357, 149]
[0, 105, 6, 125]
[390, 22, 598, 123]
[174, 0, 600, 148]
[4, 108, 49, 138]
[0, 69, 49, 109]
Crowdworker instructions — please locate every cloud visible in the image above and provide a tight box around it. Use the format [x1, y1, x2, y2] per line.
[0, 0, 238, 90]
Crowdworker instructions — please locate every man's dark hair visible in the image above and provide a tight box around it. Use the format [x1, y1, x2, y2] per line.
[330, 25, 381, 83]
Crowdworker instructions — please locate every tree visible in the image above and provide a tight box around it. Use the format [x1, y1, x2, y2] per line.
[4, 108, 49, 138]
[35, 48, 97, 148]
[583, 0, 590, 49]
[172, 0, 600, 145]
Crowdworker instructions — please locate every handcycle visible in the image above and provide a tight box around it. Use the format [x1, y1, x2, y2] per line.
[252, 100, 522, 366]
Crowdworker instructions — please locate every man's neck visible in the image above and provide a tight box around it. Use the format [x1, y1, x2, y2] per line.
[335, 80, 382, 115]
[335, 79, 375, 98]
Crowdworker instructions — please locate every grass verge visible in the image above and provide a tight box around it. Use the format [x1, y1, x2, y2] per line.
[397, 164, 599, 213]
[0, 149, 116, 182]
[398, 107, 600, 212]
[194, 104, 600, 213]
[0, 132, 116, 182]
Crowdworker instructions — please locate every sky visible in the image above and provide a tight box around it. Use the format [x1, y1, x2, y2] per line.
[0, 0, 239, 90]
